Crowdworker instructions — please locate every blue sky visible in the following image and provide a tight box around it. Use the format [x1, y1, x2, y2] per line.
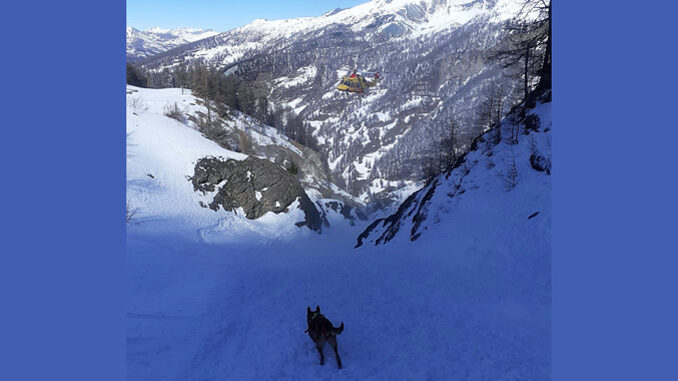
[127, 0, 367, 31]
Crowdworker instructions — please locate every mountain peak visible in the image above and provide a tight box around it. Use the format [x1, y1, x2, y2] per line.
[323, 7, 344, 17]
[146, 26, 170, 34]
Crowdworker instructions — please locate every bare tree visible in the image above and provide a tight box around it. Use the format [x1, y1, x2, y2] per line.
[474, 83, 504, 138]
[163, 102, 184, 122]
[502, 149, 519, 191]
[126, 200, 139, 224]
[505, 110, 521, 145]
[421, 154, 440, 184]
[475, 98, 493, 137]
[493, 85, 506, 128]
[127, 96, 147, 114]
[441, 119, 459, 170]
[421, 119, 461, 183]
[491, 0, 551, 104]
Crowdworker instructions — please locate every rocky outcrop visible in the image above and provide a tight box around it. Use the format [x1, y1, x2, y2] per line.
[191, 156, 323, 231]
[355, 180, 436, 248]
[321, 200, 366, 221]
[316, 199, 367, 226]
[529, 154, 551, 175]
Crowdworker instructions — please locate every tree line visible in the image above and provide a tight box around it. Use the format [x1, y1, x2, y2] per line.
[126, 60, 320, 151]
[490, 0, 551, 106]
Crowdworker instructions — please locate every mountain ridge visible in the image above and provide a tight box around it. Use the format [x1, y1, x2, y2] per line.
[126, 26, 220, 62]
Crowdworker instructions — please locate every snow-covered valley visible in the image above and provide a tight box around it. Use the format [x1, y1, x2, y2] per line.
[135, 0, 541, 204]
[126, 80, 551, 379]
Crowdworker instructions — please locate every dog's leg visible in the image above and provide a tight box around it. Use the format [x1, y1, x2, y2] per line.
[315, 335, 326, 365]
[316, 340, 325, 365]
[328, 335, 343, 369]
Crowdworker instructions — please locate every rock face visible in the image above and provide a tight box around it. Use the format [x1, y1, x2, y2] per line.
[320, 200, 367, 223]
[355, 180, 438, 248]
[191, 156, 323, 231]
[529, 154, 551, 175]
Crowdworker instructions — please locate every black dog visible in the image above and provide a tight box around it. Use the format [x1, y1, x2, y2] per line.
[305, 306, 344, 368]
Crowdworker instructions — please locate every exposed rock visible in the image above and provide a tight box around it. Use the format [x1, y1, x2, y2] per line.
[355, 187, 423, 248]
[321, 200, 366, 222]
[523, 114, 541, 133]
[529, 154, 551, 175]
[316, 199, 368, 227]
[191, 156, 323, 231]
[188, 108, 366, 213]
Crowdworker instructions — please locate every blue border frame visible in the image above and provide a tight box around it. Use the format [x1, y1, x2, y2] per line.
[555, 1, 677, 380]
[2, 0, 676, 380]
[2, 1, 125, 380]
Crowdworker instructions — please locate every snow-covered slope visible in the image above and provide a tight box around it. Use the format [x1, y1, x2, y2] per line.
[127, 97, 551, 381]
[127, 103, 550, 381]
[140, 0, 533, 205]
[126, 27, 219, 62]
[128, 221, 550, 380]
[126, 85, 339, 240]
[357, 100, 551, 247]
[142, 0, 516, 65]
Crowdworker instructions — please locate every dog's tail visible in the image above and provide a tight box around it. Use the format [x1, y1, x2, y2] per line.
[331, 322, 344, 335]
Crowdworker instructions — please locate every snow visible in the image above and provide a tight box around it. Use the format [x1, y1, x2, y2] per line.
[364, 101, 551, 246]
[398, 96, 425, 112]
[126, 27, 219, 60]
[281, 97, 307, 115]
[141, 27, 219, 41]
[229, 111, 305, 157]
[128, 96, 551, 380]
[128, 209, 549, 380]
[278, 66, 318, 89]
[127, 0, 550, 374]
[126, 85, 310, 239]
[373, 111, 390, 122]
[135, 0, 535, 205]
[327, 182, 365, 206]
[304, 188, 324, 202]
[152, 0, 509, 71]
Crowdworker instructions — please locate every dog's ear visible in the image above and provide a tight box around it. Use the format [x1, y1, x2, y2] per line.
[315, 305, 320, 312]
[307, 306, 311, 313]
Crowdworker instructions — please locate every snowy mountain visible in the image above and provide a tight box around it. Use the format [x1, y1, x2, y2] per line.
[138, 0, 530, 206]
[126, 27, 220, 62]
[357, 98, 551, 247]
